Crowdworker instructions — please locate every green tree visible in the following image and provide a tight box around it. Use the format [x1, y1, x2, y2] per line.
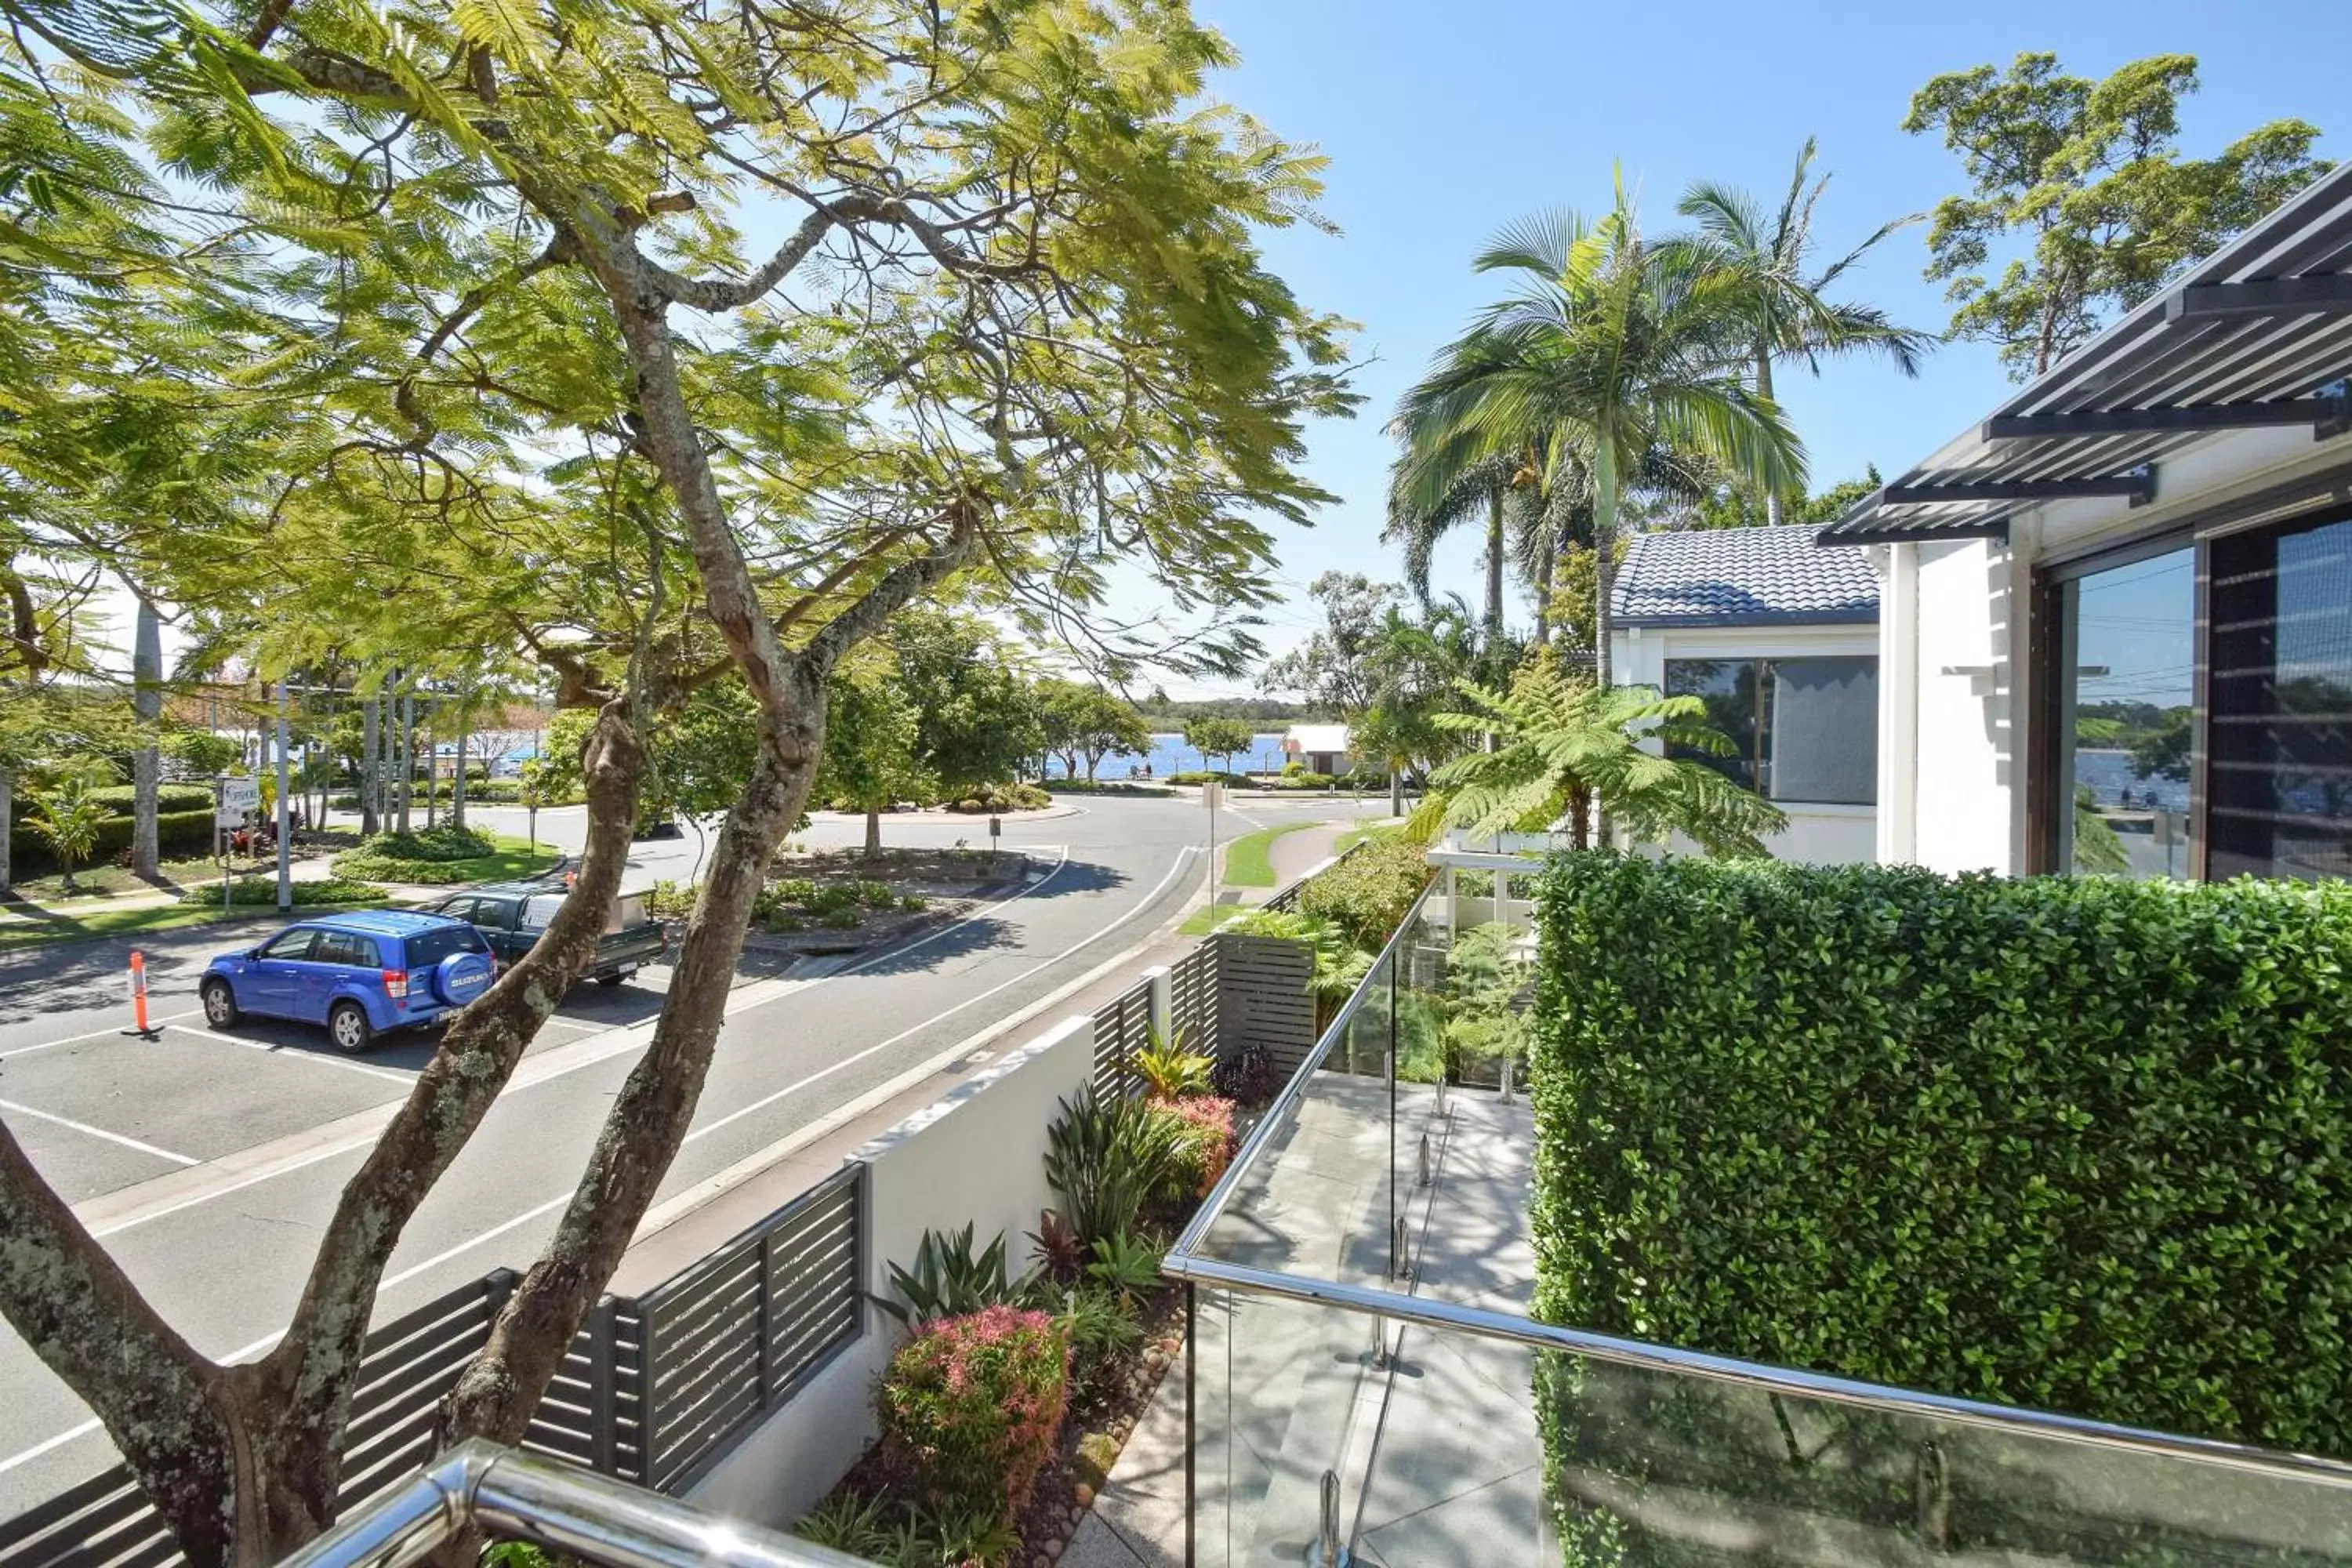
[1356, 599, 1479, 811]
[1392, 183, 1805, 719]
[1691, 466, 1886, 531]
[1905, 52, 2329, 379]
[1036, 679, 1149, 782]
[0, 2, 1352, 1559]
[26, 775, 108, 890]
[1182, 716, 1255, 774]
[811, 666, 931, 855]
[1676, 140, 1932, 524]
[1431, 651, 1786, 856]
[1263, 572, 1403, 716]
[893, 613, 1047, 797]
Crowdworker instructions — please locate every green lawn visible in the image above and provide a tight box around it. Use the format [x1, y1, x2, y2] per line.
[1178, 902, 1254, 937]
[332, 833, 561, 885]
[0, 877, 391, 952]
[5, 855, 236, 904]
[1220, 821, 1314, 887]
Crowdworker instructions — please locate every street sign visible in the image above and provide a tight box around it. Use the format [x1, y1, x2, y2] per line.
[217, 775, 260, 827]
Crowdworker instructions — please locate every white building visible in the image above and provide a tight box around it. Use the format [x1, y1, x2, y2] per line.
[1609, 524, 1880, 863]
[1818, 163, 2352, 885]
[1282, 722, 1352, 775]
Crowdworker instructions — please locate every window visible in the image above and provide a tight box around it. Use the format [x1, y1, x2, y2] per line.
[1665, 656, 1878, 806]
[405, 924, 488, 969]
[312, 932, 381, 967]
[2209, 514, 2352, 881]
[256, 929, 317, 961]
[2038, 505, 2352, 885]
[2049, 545, 2197, 881]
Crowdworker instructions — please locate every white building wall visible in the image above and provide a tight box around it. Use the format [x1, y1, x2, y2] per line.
[1907, 539, 2025, 874]
[1610, 622, 1878, 866]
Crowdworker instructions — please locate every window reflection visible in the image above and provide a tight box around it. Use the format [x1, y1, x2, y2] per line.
[2055, 548, 2196, 880]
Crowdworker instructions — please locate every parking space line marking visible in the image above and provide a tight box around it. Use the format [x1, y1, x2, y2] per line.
[165, 1025, 413, 1086]
[0, 1098, 196, 1166]
[0, 1009, 202, 1063]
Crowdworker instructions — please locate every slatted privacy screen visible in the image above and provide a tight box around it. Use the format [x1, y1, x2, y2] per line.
[1169, 944, 1218, 1055]
[0, 1272, 541, 1568]
[1207, 933, 1317, 1078]
[638, 1163, 864, 1494]
[1091, 980, 1152, 1098]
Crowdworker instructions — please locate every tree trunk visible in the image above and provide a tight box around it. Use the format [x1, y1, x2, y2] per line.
[864, 807, 881, 856]
[132, 598, 162, 878]
[0, 769, 13, 895]
[360, 695, 379, 836]
[1389, 768, 1403, 815]
[1483, 484, 1505, 655]
[451, 712, 468, 832]
[1531, 532, 1555, 647]
[396, 691, 412, 834]
[1756, 347, 1783, 528]
[1593, 435, 1620, 847]
[430, 246, 977, 1494]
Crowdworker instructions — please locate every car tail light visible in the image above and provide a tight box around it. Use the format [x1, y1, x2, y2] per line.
[383, 969, 409, 1000]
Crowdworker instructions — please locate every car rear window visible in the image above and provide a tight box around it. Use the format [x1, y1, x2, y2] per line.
[404, 924, 488, 969]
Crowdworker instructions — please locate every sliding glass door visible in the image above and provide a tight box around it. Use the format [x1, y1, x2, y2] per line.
[2040, 504, 2352, 885]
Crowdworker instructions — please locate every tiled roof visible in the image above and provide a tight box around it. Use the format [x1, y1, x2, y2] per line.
[1610, 524, 1879, 628]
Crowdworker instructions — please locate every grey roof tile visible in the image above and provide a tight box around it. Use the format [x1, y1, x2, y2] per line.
[1610, 524, 1878, 628]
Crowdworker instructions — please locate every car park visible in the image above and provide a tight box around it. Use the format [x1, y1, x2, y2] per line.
[418, 882, 666, 987]
[198, 909, 496, 1052]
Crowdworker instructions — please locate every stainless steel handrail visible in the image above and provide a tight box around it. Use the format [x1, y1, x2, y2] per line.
[1166, 872, 1437, 1257]
[1164, 1254, 2352, 1493]
[275, 1439, 875, 1568]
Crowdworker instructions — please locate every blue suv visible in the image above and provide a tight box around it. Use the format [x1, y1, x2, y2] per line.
[199, 910, 496, 1053]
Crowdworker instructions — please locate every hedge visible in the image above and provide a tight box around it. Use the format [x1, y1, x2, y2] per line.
[10, 808, 218, 877]
[1296, 828, 1429, 950]
[1533, 854, 2352, 1458]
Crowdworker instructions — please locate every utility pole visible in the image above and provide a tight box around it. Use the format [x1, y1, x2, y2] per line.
[396, 684, 413, 834]
[274, 681, 292, 910]
[131, 597, 162, 879]
[361, 690, 380, 836]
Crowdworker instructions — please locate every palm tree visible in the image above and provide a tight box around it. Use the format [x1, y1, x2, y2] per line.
[1677, 140, 1934, 524]
[28, 777, 110, 892]
[1429, 651, 1785, 857]
[1395, 179, 1806, 704]
[1382, 447, 1530, 660]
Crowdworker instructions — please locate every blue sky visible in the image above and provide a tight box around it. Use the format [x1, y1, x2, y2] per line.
[1170, 0, 2347, 694]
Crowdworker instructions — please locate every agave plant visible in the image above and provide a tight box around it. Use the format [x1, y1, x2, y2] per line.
[873, 1223, 1036, 1327]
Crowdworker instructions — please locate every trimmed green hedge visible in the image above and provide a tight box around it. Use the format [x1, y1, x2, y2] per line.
[1296, 828, 1429, 949]
[1534, 855, 2352, 1455]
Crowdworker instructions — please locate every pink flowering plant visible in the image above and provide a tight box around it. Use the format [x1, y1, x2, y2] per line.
[1152, 1094, 1238, 1196]
[877, 1305, 1072, 1523]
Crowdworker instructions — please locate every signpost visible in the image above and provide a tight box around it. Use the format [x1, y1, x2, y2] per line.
[1201, 779, 1223, 921]
[216, 775, 260, 911]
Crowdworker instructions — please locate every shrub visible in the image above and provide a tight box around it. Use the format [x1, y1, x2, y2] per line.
[877, 1305, 1069, 1523]
[937, 780, 1049, 812]
[188, 877, 386, 908]
[1168, 769, 1250, 788]
[1297, 828, 1428, 949]
[646, 880, 696, 918]
[1135, 1028, 1213, 1099]
[1151, 1094, 1236, 1197]
[74, 783, 215, 817]
[1044, 1084, 1184, 1245]
[1535, 854, 2352, 1455]
[361, 823, 496, 861]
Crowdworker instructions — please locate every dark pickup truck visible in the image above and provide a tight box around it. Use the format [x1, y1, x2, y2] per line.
[419, 881, 666, 987]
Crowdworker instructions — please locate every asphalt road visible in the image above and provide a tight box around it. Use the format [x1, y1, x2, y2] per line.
[0, 789, 1371, 1514]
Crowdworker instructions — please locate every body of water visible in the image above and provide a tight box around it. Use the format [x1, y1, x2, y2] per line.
[2074, 748, 2190, 814]
[1043, 731, 1289, 781]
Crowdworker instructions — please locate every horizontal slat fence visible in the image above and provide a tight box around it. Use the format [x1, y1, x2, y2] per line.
[0, 1167, 861, 1566]
[640, 1164, 862, 1494]
[9, 887, 1374, 1563]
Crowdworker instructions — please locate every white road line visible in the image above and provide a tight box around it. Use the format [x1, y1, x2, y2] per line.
[0, 1098, 196, 1166]
[681, 844, 1196, 1145]
[0, 1009, 203, 1063]
[73, 847, 1080, 1240]
[165, 1025, 414, 1086]
[0, 839, 1185, 1479]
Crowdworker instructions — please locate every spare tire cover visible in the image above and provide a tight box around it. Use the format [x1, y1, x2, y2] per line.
[434, 950, 494, 1007]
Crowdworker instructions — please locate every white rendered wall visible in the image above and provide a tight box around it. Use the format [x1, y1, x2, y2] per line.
[686, 1014, 1095, 1530]
[1907, 538, 2023, 874]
